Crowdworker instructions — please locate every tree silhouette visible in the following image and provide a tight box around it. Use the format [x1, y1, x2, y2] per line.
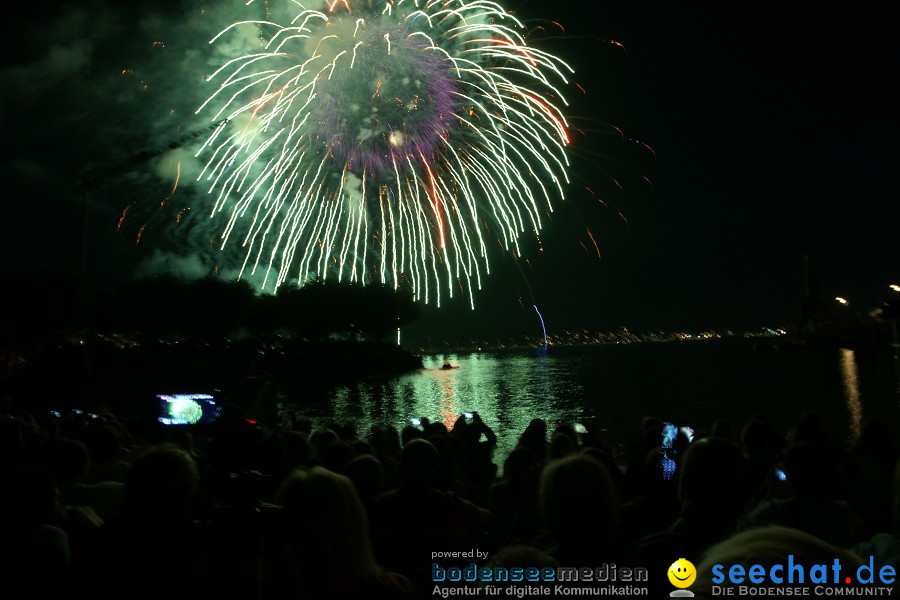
[0, 271, 421, 344]
[271, 279, 420, 341]
[0, 269, 82, 345]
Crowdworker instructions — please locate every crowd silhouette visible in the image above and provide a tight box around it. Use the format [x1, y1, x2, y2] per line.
[1, 376, 899, 599]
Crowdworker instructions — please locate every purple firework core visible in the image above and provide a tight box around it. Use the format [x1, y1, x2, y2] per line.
[310, 28, 459, 177]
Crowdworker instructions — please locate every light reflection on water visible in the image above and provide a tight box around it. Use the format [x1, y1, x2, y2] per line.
[840, 348, 862, 445]
[296, 350, 590, 462]
[287, 341, 896, 465]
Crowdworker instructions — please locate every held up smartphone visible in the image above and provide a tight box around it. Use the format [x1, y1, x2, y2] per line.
[661, 422, 678, 481]
[156, 393, 222, 426]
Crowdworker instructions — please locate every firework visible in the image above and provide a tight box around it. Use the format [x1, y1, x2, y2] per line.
[196, 0, 572, 307]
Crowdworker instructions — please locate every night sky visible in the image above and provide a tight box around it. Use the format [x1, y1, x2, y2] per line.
[2, 1, 898, 341]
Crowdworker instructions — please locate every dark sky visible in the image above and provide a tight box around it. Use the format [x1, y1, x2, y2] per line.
[2, 1, 898, 340]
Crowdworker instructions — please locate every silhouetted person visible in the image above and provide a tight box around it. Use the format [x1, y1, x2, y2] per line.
[345, 453, 386, 515]
[740, 415, 783, 505]
[449, 411, 498, 504]
[636, 436, 752, 597]
[710, 418, 734, 441]
[47, 437, 123, 524]
[548, 431, 578, 460]
[479, 545, 558, 594]
[284, 430, 314, 469]
[0, 466, 70, 598]
[371, 439, 491, 596]
[323, 439, 356, 473]
[742, 441, 862, 547]
[370, 424, 402, 490]
[619, 447, 680, 540]
[267, 467, 413, 599]
[88, 443, 210, 600]
[692, 526, 864, 599]
[489, 446, 541, 547]
[517, 419, 548, 462]
[538, 452, 624, 567]
[83, 425, 130, 484]
[622, 416, 664, 498]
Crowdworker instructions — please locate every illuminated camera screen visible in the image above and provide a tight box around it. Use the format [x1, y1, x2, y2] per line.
[156, 394, 222, 426]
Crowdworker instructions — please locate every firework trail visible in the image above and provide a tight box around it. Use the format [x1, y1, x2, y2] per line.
[196, 0, 572, 307]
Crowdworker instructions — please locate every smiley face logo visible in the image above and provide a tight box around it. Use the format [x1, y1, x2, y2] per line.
[668, 558, 696, 588]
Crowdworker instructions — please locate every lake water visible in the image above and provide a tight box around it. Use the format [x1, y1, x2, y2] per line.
[287, 339, 900, 464]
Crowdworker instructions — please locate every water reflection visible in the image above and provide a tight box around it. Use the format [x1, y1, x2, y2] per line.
[433, 367, 459, 430]
[839, 348, 862, 444]
[286, 342, 886, 466]
[322, 351, 582, 462]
